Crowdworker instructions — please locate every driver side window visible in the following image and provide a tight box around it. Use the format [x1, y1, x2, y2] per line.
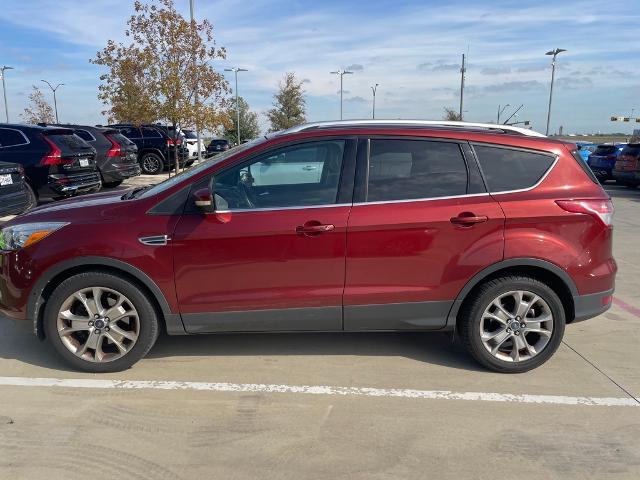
[214, 140, 345, 210]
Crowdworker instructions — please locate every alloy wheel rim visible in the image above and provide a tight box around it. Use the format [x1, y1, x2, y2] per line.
[143, 157, 159, 173]
[56, 287, 140, 363]
[479, 290, 553, 363]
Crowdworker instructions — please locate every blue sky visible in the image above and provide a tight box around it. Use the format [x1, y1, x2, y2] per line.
[0, 0, 638, 134]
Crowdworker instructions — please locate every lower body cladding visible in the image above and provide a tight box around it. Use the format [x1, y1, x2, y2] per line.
[101, 162, 142, 183]
[39, 172, 102, 200]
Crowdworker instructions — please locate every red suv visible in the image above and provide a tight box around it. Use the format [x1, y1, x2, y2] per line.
[0, 121, 616, 373]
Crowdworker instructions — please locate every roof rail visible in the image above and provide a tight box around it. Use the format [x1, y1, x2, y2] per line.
[279, 120, 546, 138]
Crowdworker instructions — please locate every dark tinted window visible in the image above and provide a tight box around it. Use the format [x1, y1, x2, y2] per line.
[75, 129, 95, 142]
[594, 145, 617, 155]
[0, 128, 28, 147]
[215, 140, 345, 209]
[183, 130, 198, 139]
[621, 145, 640, 158]
[119, 127, 141, 138]
[473, 145, 555, 192]
[366, 140, 467, 202]
[46, 134, 89, 151]
[142, 127, 162, 138]
[110, 133, 135, 146]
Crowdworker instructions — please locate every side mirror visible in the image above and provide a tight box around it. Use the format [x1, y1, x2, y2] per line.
[194, 186, 215, 214]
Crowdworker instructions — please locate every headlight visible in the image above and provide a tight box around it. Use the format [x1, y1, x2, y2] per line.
[0, 222, 69, 251]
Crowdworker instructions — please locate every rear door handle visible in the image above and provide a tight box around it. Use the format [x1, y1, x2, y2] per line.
[296, 222, 335, 236]
[450, 213, 489, 226]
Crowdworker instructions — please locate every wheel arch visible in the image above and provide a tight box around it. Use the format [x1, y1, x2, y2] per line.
[446, 258, 577, 329]
[139, 148, 166, 162]
[30, 256, 185, 339]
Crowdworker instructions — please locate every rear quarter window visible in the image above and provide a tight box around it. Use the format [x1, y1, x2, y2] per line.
[472, 144, 556, 192]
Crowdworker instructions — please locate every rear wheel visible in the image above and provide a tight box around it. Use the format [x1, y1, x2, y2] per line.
[458, 275, 565, 373]
[24, 183, 37, 211]
[43, 272, 159, 372]
[140, 153, 164, 175]
[102, 179, 123, 188]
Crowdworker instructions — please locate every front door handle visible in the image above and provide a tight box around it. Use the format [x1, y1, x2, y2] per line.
[450, 213, 489, 226]
[296, 221, 335, 236]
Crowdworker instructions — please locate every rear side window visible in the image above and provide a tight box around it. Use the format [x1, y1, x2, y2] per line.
[142, 127, 162, 138]
[0, 128, 28, 147]
[366, 139, 468, 202]
[473, 145, 555, 192]
[621, 145, 640, 158]
[75, 129, 95, 142]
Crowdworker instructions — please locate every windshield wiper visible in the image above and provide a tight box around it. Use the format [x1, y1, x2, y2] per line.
[121, 185, 151, 200]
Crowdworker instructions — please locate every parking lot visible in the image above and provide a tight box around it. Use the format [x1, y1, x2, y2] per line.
[0, 180, 639, 479]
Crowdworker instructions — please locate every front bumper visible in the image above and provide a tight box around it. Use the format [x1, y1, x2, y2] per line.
[572, 288, 614, 323]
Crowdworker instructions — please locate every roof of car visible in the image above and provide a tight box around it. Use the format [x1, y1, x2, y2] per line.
[276, 120, 547, 138]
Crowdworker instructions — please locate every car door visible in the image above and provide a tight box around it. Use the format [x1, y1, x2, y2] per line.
[172, 138, 356, 333]
[343, 137, 505, 330]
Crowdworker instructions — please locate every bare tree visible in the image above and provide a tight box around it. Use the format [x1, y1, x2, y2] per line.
[443, 107, 462, 121]
[21, 86, 55, 124]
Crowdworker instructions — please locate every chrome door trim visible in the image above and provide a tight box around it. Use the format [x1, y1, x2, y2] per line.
[138, 235, 170, 246]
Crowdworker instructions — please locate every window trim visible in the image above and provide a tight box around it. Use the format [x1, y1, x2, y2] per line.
[75, 129, 97, 142]
[358, 136, 473, 204]
[184, 136, 357, 214]
[469, 142, 559, 195]
[141, 127, 163, 139]
[0, 127, 30, 148]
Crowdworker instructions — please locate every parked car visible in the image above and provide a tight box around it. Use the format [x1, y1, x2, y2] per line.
[0, 161, 33, 216]
[206, 138, 231, 157]
[587, 143, 625, 182]
[0, 124, 100, 202]
[182, 129, 206, 160]
[612, 143, 640, 187]
[50, 124, 141, 188]
[575, 142, 596, 162]
[151, 125, 196, 168]
[0, 120, 615, 374]
[109, 124, 190, 175]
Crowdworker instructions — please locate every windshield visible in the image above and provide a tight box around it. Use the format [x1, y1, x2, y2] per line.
[138, 137, 266, 199]
[594, 145, 617, 155]
[183, 130, 197, 139]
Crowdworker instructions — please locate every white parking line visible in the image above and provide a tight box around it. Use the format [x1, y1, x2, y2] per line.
[0, 376, 637, 407]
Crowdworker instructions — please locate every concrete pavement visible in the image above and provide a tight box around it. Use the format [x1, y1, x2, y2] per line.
[0, 182, 638, 479]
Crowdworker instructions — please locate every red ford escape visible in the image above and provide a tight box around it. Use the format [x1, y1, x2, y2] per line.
[0, 121, 616, 373]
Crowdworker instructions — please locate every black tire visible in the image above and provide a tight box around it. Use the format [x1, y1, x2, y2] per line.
[458, 275, 566, 373]
[43, 271, 159, 373]
[24, 183, 37, 211]
[102, 179, 123, 188]
[140, 153, 164, 175]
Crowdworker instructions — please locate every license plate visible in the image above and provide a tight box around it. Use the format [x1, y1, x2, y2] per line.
[80, 159, 89, 167]
[0, 174, 12, 186]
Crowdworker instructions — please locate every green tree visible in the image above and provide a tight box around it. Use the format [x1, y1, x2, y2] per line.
[21, 86, 55, 124]
[92, 0, 229, 171]
[224, 96, 261, 144]
[267, 72, 306, 132]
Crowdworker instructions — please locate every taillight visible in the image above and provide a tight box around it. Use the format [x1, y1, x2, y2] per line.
[105, 134, 122, 157]
[167, 138, 182, 146]
[41, 136, 71, 166]
[556, 199, 614, 226]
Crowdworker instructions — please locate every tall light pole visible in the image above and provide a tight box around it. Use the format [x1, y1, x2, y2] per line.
[497, 103, 510, 124]
[41, 80, 64, 123]
[370, 83, 379, 119]
[459, 53, 466, 120]
[189, 0, 203, 162]
[1, 66, 14, 123]
[224, 67, 247, 144]
[545, 48, 566, 136]
[330, 69, 353, 120]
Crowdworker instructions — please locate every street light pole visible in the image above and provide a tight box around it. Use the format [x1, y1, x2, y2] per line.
[41, 80, 64, 123]
[1, 66, 14, 122]
[189, 0, 203, 162]
[459, 53, 466, 121]
[545, 48, 566, 136]
[371, 83, 379, 119]
[224, 67, 247, 144]
[497, 103, 510, 124]
[330, 69, 353, 120]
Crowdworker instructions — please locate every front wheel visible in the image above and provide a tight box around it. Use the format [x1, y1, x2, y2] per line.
[458, 275, 565, 373]
[43, 272, 159, 372]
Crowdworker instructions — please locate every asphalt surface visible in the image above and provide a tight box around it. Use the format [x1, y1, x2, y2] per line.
[0, 179, 639, 479]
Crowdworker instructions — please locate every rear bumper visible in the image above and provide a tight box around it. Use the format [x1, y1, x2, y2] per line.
[612, 170, 640, 183]
[37, 172, 102, 200]
[572, 288, 614, 323]
[0, 189, 30, 217]
[101, 163, 142, 182]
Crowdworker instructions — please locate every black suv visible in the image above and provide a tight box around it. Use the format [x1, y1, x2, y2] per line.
[0, 161, 32, 216]
[109, 124, 189, 175]
[51, 125, 141, 188]
[206, 138, 231, 157]
[0, 124, 100, 201]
